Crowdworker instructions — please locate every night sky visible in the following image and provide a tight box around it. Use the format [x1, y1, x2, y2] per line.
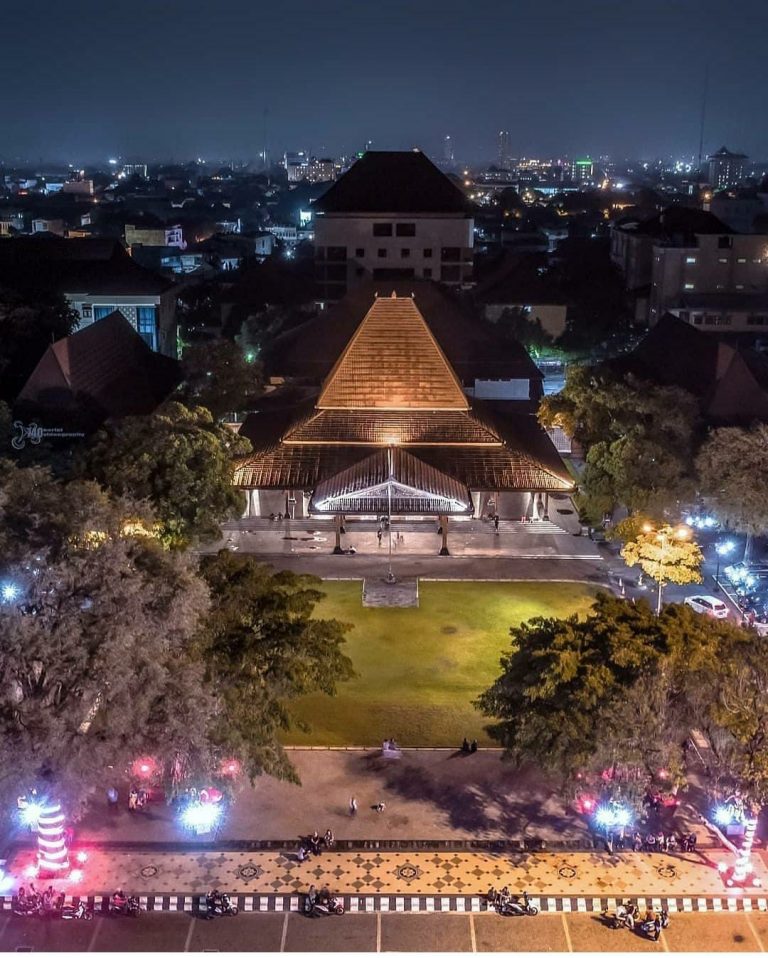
[2, 0, 766, 165]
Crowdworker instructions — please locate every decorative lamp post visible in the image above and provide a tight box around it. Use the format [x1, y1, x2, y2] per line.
[715, 540, 735, 586]
[386, 445, 396, 583]
[642, 523, 690, 615]
[36, 799, 69, 878]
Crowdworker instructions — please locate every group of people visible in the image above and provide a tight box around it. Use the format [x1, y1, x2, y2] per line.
[16, 884, 60, 916]
[461, 738, 478, 754]
[128, 787, 149, 811]
[604, 829, 697, 854]
[611, 901, 668, 939]
[297, 829, 335, 861]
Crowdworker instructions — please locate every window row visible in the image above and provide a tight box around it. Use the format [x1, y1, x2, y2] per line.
[372, 222, 416, 237]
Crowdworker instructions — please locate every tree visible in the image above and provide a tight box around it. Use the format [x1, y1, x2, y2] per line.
[476, 593, 742, 788]
[696, 423, 768, 561]
[496, 307, 554, 354]
[621, 524, 703, 613]
[79, 402, 251, 547]
[196, 552, 355, 783]
[0, 289, 78, 403]
[539, 367, 700, 519]
[0, 465, 214, 819]
[179, 341, 263, 418]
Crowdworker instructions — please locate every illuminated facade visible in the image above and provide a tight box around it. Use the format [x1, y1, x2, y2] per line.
[234, 293, 573, 518]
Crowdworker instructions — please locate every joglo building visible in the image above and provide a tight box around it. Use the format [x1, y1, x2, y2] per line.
[233, 290, 574, 522]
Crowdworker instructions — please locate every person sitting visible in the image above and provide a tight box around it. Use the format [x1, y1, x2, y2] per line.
[112, 889, 127, 910]
[470, 739, 478, 753]
[461, 737, 470, 753]
[323, 829, 334, 848]
[297, 844, 309, 862]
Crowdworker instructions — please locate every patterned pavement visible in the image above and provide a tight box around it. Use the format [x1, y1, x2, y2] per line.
[5, 845, 764, 902]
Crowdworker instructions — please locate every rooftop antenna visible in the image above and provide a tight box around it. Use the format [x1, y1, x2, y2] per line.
[697, 63, 709, 180]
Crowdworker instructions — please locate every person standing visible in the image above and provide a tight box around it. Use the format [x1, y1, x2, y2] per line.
[494, 515, 500, 534]
[377, 529, 382, 547]
[349, 796, 358, 816]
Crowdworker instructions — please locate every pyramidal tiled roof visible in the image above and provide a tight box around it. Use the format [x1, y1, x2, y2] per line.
[317, 293, 469, 411]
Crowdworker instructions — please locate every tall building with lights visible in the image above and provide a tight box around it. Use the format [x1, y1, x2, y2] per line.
[707, 147, 748, 190]
[498, 130, 511, 169]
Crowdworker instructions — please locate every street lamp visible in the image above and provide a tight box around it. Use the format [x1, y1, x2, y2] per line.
[715, 540, 736, 586]
[642, 523, 690, 615]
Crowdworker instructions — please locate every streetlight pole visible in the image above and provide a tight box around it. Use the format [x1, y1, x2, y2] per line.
[386, 445, 395, 584]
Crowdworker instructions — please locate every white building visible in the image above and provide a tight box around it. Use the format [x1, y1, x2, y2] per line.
[313, 150, 475, 301]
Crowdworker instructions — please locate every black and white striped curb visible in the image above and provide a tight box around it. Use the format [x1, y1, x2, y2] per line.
[3, 894, 767, 914]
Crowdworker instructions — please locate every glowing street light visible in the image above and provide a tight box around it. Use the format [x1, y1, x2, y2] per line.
[715, 540, 736, 583]
[180, 802, 222, 835]
[1, 582, 19, 603]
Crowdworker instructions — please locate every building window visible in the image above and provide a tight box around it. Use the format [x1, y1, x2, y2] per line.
[685, 256, 697, 264]
[401, 248, 411, 259]
[80, 304, 93, 319]
[395, 223, 416, 237]
[423, 267, 432, 278]
[441, 247, 461, 262]
[424, 248, 433, 258]
[736, 284, 744, 290]
[718, 257, 728, 263]
[692, 313, 703, 325]
[94, 305, 117, 320]
[137, 306, 157, 350]
[327, 246, 347, 262]
[718, 236, 733, 249]
[716, 284, 725, 290]
[373, 223, 392, 237]
[684, 283, 695, 290]
[355, 248, 364, 258]
[377, 248, 387, 258]
[747, 316, 767, 326]
[737, 257, 747, 263]
[753, 258, 762, 264]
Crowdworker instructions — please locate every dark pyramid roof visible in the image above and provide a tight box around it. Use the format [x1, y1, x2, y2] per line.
[15, 311, 181, 429]
[314, 151, 475, 215]
[0, 236, 173, 295]
[265, 280, 543, 387]
[709, 146, 748, 159]
[621, 313, 721, 397]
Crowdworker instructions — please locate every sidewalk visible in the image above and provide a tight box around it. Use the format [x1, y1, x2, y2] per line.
[4, 844, 762, 901]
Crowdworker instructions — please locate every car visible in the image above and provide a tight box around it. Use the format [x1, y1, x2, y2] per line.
[684, 595, 729, 618]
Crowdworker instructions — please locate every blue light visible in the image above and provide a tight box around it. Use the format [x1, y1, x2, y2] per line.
[1, 583, 19, 603]
[180, 802, 221, 833]
[594, 807, 614, 828]
[714, 806, 732, 827]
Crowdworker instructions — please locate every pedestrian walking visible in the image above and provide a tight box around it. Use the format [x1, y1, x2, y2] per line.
[377, 529, 382, 547]
[374, 802, 386, 813]
[128, 788, 138, 811]
[494, 515, 499, 534]
[349, 796, 358, 816]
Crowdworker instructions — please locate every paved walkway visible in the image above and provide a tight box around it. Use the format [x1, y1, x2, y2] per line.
[4, 845, 763, 903]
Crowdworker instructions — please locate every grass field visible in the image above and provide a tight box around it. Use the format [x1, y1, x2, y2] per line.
[283, 580, 598, 747]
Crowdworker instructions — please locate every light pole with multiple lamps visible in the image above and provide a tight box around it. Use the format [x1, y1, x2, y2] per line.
[715, 539, 736, 587]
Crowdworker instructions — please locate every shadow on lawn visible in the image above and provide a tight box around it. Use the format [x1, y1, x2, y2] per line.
[361, 752, 586, 840]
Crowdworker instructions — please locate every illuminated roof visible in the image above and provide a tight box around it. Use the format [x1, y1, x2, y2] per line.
[318, 293, 469, 410]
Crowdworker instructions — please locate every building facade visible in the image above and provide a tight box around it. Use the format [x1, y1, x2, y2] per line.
[707, 147, 748, 190]
[314, 151, 475, 301]
[235, 292, 572, 520]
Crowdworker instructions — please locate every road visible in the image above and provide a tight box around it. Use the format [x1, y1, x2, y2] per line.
[2, 909, 768, 952]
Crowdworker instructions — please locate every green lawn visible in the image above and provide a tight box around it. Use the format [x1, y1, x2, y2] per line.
[283, 580, 598, 747]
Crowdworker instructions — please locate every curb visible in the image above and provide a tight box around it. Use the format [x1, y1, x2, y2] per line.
[3, 894, 765, 915]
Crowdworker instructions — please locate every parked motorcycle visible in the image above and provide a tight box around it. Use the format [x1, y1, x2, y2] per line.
[601, 902, 639, 930]
[303, 886, 344, 917]
[60, 900, 94, 921]
[206, 892, 238, 917]
[109, 894, 142, 917]
[638, 910, 669, 940]
[496, 891, 538, 917]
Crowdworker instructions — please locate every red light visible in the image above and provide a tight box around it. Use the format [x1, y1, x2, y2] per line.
[140, 764, 150, 773]
[220, 758, 240, 777]
[583, 799, 593, 810]
[132, 757, 156, 779]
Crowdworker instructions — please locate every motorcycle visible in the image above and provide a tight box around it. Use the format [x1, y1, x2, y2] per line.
[60, 901, 94, 921]
[109, 895, 142, 917]
[303, 889, 344, 917]
[206, 893, 238, 918]
[497, 891, 538, 917]
[638, 911, 669, 940]
[601, 903, 638, 930]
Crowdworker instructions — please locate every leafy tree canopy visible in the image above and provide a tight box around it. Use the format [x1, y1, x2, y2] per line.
[79, 402, 251, 548]
[696, 422, 768, 537]
[179, 340, 263, 419]
[196, 553, 354, 783]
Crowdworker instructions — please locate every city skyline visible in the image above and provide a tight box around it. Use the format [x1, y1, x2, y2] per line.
[1, 0, 767, 165]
